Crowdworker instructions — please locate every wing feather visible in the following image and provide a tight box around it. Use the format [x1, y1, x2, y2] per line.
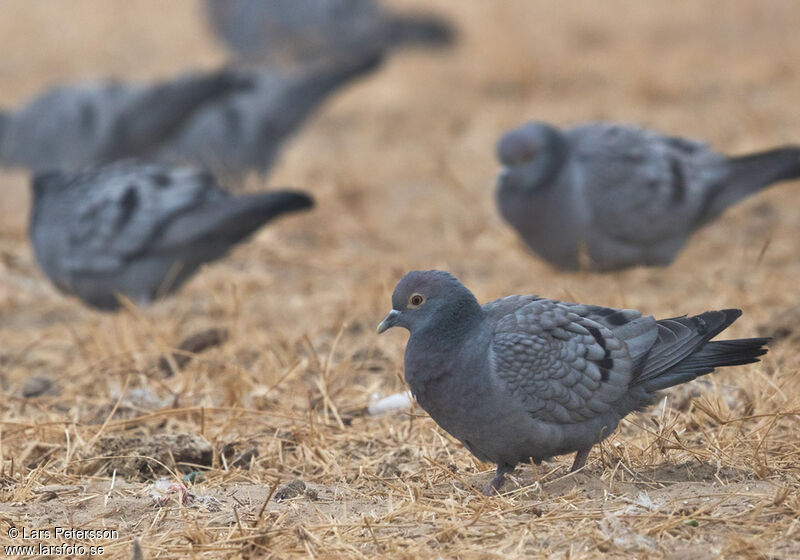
[489, 298, 644, 424]
[61, 162, 226, 273]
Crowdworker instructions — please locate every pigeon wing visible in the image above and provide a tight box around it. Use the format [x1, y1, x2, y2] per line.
[488, 298, 651, 424]
[1, 82, 138, 171]
[567, 123, 727, 244]
[62, 162, 226, 273]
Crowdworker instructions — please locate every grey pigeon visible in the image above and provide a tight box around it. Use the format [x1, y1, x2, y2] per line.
[496, 121, 800, 271]
[204, 0, 454, 67]
[29, 161, 313, 311]
[157, 52, 382, 180]
[377, 270, 768, 495]
[0, 69, 252, 173]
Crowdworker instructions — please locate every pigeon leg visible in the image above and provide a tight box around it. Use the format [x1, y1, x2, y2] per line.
[570, 448, 591, 472]
[483, 464, 514, 496]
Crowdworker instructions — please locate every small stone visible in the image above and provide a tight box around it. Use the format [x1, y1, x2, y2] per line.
[274, 479, 306, 501]
[22, 376, 53, 398]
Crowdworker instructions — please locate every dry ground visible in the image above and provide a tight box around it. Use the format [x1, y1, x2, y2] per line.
[1, 1, 800, 558]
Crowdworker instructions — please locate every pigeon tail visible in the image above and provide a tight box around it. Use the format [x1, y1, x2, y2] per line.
[634, 309, 768, 393]
[157, 189, 314, 248]
[699, 146, 800, 223]
[100, 69, 254, 161]
[292, 51, 384, 107]
[728, 146, 800, 186]
[252, 52, 383, 161]
[383, 12, 457, 49]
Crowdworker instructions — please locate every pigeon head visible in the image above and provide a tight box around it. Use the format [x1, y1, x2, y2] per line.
[377, 270, 483, 335]
[497, 122, 549, 166]
[496, 121, 566, 192]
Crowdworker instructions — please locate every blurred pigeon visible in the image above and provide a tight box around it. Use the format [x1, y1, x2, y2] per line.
[158, 52, 382, 180]
[496, 121, 800, 271]
[0, 69, 252, 173]
[204, 0, 455, 67]
[377, 270, 768, 495]
[29, 161, 313, 310]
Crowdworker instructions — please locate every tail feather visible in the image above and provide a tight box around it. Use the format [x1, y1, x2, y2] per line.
[635, 309, 742, 380]
[156, 189, 313, 248]
[671, 339, 769, 373]
[727, 147, 800, 186]
[293, 50, 384, 103]
[699, 146, 800, 223]
[633, 309, 769, 392]
[257, 51, 383, 151]
[641, 338, 769, 392]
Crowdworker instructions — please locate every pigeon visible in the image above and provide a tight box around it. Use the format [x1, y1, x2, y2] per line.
[157, 51, 382, 180]
[495, 121, 800, 271]
[29, 161, 313, 311]
[377, 270, 768, 495]
[204, 0, 455, 67]
[0, 69, 252, 173]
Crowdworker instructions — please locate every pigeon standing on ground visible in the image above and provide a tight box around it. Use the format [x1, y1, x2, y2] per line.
[157, 52, 382, 181]
[0, 69, 252, 173]
[495, 121, 800, 271]
[204, 0, 455, 67]
[29, 161, 313, 310]
[377, 270, 768, 495]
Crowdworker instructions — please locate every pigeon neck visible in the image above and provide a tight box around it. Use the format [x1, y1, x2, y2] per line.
[405, 297, 486, 398]
[418, 295, 485, 344]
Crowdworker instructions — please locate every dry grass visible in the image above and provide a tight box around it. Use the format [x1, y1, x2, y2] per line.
[1, 1, 800, 558]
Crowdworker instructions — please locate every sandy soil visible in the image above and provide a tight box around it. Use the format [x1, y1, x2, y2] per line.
[1, 1, 799, 558]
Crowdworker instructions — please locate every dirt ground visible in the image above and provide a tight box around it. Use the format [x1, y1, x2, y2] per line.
[1, 1, 800, 558]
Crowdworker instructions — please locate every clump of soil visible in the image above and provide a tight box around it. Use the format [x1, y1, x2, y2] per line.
[79, 432, 213, 479]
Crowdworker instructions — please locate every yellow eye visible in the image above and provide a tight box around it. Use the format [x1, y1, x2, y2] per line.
[408, 293, 425, 308]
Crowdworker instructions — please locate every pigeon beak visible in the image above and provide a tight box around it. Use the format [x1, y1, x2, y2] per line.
[497, 166, 529, 191]
[496, 167, 511, 186]
[376, 310, 400, 334]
